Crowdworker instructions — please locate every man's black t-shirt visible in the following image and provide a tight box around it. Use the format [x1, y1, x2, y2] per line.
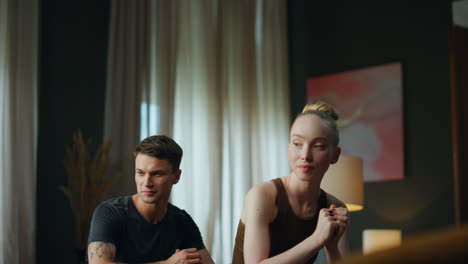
[87, 196, 205, 263]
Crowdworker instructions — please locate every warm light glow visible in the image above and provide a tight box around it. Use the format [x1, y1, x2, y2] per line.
[321, 155, 364, 211]
[363, 229, 402, 254]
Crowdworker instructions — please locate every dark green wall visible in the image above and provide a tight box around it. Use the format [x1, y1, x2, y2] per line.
[35, 0, 457, 262]
[37, 0, 110, 263]
[287, 1, 455, 252]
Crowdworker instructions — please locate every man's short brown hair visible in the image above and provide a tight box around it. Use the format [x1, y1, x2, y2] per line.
[134, 135, 183, 171]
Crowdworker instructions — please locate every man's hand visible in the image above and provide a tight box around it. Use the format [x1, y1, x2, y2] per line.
[163, 248, 201, 264]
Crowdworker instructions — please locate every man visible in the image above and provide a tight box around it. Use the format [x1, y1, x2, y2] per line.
[87, 135, 214, 264]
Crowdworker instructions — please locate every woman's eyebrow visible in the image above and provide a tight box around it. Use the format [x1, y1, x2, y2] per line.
[291, 135, 328, 141]
[290, 134, 305, 138]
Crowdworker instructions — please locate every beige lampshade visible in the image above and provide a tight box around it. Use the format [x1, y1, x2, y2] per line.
[321, 155, 364, 211]
[363, 229, 402, 254]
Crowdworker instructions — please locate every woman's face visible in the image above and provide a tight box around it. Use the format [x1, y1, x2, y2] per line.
[288, 114, 340, 182]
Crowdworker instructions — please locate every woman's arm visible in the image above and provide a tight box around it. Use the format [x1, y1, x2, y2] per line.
[324, 205, 349, 263]
[242, 184, 340, 264]
[242, 184, 276, 263]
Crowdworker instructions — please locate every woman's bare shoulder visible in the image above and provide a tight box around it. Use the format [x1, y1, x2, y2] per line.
[241, 179, 279, 222]
[250, 180, 277, 195]
[244, 180, 278, 206]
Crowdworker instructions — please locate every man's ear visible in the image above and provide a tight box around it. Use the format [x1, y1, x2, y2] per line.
[331, 147, 341, 164]
[173, 169, 181, 184]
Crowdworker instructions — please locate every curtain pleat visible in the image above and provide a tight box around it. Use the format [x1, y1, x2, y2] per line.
[0, 0, 38, 263]
[106, 0, 290, 262]
[104, 0, 151, 196]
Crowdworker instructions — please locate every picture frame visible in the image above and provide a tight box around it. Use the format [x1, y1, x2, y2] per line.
[307, 62, 405, 182]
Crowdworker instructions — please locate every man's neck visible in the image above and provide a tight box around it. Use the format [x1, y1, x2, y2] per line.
[132, 194, 168, 224]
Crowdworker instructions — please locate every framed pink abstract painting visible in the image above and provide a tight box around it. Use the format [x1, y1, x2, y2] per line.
[307, 62, 405, 182]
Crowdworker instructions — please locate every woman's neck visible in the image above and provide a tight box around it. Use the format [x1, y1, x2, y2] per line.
[284, 173, 321, 201]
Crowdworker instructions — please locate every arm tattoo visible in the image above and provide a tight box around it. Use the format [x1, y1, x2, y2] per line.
[88, 241, 118, 262]
[88, 242, 156, 264]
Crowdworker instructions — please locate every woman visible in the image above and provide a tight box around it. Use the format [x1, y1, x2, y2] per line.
[232, 102, 349, 264]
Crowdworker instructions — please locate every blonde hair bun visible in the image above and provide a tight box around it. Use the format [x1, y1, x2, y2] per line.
[302, 101, 339, 121]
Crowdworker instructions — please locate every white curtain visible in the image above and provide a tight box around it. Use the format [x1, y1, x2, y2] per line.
[105, 0, 152, 196]
[106, 0, 290, 262]
[0, 0, 38, 263]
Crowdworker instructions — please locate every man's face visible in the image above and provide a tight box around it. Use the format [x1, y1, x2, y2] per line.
[134, 153, 181, 205]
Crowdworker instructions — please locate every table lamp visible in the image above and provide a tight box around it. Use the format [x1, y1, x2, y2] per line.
[363, 229, 402, 254]
[321, 155, 364, 212]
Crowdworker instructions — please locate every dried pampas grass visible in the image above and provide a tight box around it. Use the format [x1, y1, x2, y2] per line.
[59, 130, 121, 250]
